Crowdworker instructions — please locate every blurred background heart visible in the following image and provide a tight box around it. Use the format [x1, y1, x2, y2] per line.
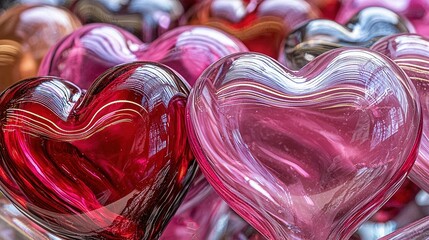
[185, 0, 320, 58]
[281, 7, 414, 70]
[39, 23, 248, 88]
[0, 4, 81, 91]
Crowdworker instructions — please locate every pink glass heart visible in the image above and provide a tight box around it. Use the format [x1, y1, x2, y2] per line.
[336, 0, 429, 36]
[185, 0, 320, 58]
[0, 62, 197, 239]
[186, 49, 422, 239]
[39, 23, 248, 88]
[67, 0, 184, 42]
[371, 34, 429, 195]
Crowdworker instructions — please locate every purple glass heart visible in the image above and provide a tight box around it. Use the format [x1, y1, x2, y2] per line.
[186, 49, 421, 239]
[371, 33, 429, 194]
[281, 7, 414, 70]
[336, 0, 429, 36]
[39, 23, 248, 88]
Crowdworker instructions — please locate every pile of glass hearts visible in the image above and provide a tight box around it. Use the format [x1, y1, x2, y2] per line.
[1, 0, 429, 239]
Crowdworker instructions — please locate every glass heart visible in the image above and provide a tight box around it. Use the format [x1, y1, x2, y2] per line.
[186, 0, 320, 58]
[281, 7, 414, 70]
[39, 23, 248, 88]
[0, 4, 81, 91]
[0, 62, 197, 239]
[336, 0, 429, 36]
[186, 49, 422, 239]
[371, 34, 429, 194]
[68, 0, 184, 43]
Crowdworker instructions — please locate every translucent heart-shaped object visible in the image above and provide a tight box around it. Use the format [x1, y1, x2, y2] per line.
[0, 4, 81, 91]
[0, 62, 197, 239]
[186, 49, 422, 239]
[186, 0, 320, 58]
[39, 24, 248, 88]
[372, 34, 429, 194]
[336, 0, 429, 36]
[68, 0, 184, 42]
[282, 7, 414, 69]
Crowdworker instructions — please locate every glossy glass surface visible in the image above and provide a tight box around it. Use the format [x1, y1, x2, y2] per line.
[337, 0, 429, 36]
[371, 180, 420, 223]
[68, 0, 184, 42]
[39, 24, 248, 88]
[282, 7, 413, 70]
[0, 4, 81, 91]
[0, 62, 197, 239]
[160, 170, 263, 240]
[186, 0, 320, 58]
[379, 215, 429, 240]
[371, 34, 429, 195]
[305, 0, 340, 19]
[357, 186, 428, 240]
[186, 49, 422, 239]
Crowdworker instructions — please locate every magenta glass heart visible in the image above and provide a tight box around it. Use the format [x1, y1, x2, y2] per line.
[371, 34, 429, 194]
[39, 24, 248, 88]
[67, 0, 184, 42]
[0, 62, 197, 239]
[186, 49, 422, 239]
[336, 0, 429, 36]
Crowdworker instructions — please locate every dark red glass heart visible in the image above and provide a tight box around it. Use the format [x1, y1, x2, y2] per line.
[281, 7, 414, 69]
[67, 0, 184, 42]
[0, 62, 197, 239]
[186, 0, 320, 58]
[39, 23, 247, 89]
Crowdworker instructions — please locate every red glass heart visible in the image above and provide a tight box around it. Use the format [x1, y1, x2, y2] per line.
[67, 0, 184, 43]
[39, 23, 248, 88]
[0, 4, 81, 91]
[186, 49, 422, 239]
[185, 0, 320, 58]
[306, 0, 340, 19]
[0, 62, 197, 239]
[371, 34, 429, 194]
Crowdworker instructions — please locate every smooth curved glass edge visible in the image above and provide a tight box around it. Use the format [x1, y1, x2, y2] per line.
[187, 49, 421, 239]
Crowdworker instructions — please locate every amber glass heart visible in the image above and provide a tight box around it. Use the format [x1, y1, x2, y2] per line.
[187, 49, 422, 239]
[0, 62, 196, 239]
[0, 4, 81, 91]
[186, 0, 319, 58]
